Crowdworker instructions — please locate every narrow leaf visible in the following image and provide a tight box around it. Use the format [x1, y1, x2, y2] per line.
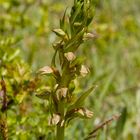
[60, 8, 67, 30]
[116, 107, 127, 138]
[69, 85, 97, 110]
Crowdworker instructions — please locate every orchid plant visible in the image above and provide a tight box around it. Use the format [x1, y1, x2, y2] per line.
[37, 0, 96, 139]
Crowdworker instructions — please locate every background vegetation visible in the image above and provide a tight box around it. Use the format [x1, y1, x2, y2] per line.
[0, 0, 140, 139]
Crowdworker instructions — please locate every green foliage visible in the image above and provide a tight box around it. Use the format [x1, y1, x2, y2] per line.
[0, 36, 38, 139]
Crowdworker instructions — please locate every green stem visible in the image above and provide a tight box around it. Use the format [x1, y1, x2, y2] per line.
[56, 124, 64, 140]
[55, 51, 69, 140]
[56, 102, 65, 140]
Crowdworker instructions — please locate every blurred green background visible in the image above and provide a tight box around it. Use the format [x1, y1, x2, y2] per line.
[0, 0, 140, 139]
